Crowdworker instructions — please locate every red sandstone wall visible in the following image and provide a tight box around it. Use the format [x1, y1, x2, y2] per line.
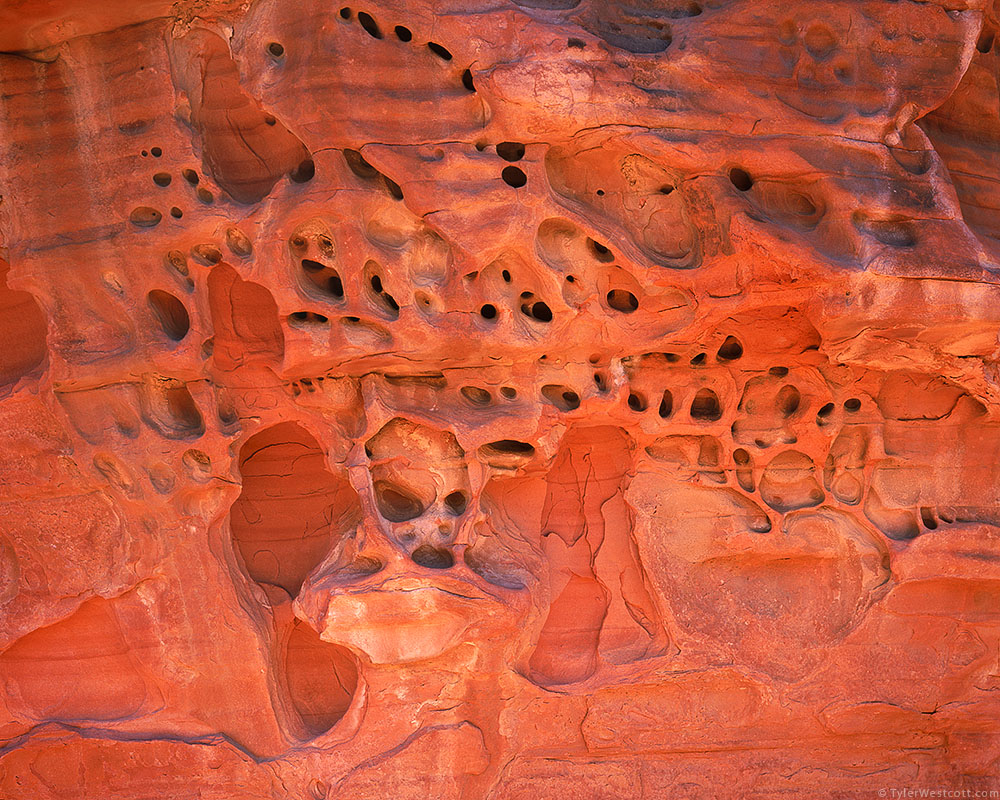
[0, 0, 999, 797]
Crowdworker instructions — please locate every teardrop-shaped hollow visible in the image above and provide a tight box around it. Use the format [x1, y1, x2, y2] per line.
[285, 619, 358, 738]
[147, 290, 190, 341]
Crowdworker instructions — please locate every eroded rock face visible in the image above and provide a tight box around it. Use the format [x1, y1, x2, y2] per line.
[1, 0, 999, 797]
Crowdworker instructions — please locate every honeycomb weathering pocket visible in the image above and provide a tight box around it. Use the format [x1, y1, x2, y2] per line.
[230, 422, 360, 598]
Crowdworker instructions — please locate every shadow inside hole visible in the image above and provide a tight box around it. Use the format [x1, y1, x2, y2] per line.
[690, 388, 722, 421]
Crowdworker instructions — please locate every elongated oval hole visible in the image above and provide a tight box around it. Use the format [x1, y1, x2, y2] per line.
[460, 385, 492, 406]
[607, 289, 638, 313]
[374, 481, 423, 522]
[357, 11, 382, 38]
[148, 290, 190, 341]
[776, 385, 801, 416]
[658, 389, 673, 418]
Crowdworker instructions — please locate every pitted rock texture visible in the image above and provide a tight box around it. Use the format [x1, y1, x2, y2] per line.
[1, 0, 1000, 797]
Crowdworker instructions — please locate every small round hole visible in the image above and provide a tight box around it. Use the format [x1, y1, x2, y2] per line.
[729, 167, 753, 191]
[480, 303, 497, 320]
[150, 146, 162, 157]
[394, 25, 412, 41]
[501, 269, 512, 283]
[182, 168, 199, 185]
[267, 42, 285, 58]
[339, 7, 352, 19]
[844, 398, 861, 412]
[501, 166, 527, 188]
[153, 172, 171, 187]
[170, 206, 183, 218]
[628, 392, 646, 412]
[500, 386, 517, 399]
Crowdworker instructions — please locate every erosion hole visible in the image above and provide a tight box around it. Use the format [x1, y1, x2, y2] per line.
[717, 335, 743, 360]
[147, 290, 190, 341]
[729, 167, 753, 191]
[502, 166, 527, 188]
[690, 388, 722, 421]
[606, 289, 638, 313]
[357, 11, 382, 38]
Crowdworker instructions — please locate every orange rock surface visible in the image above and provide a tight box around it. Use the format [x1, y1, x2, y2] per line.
[1, 0, 1000, 797]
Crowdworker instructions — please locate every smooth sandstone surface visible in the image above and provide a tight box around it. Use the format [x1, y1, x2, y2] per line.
[0, 0, 999, 797]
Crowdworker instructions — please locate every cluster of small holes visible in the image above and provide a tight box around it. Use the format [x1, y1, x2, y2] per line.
[816, 397, 862, 424]
[341, 9, 472, 92]
[131, 146, 195, 229]
[290, 375, 331, 396]
[625, 383, 720, 423]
